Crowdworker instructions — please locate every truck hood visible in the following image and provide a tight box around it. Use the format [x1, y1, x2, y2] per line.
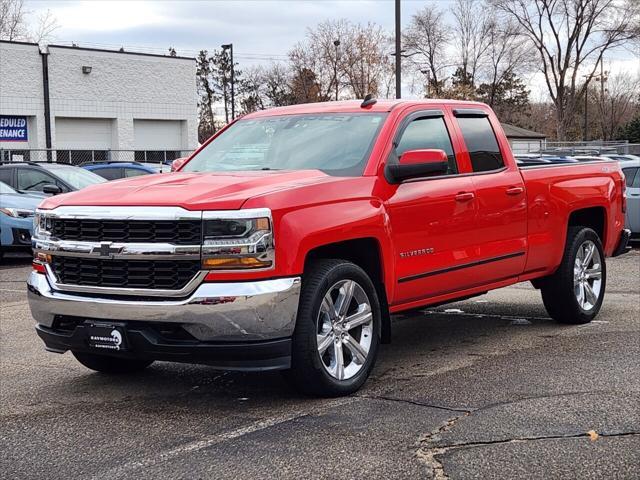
[39, 170, 334, 211]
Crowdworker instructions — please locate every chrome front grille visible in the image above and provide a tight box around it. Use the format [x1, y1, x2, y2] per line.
[51, 257, 202, 290]
[34, 206, 205, 296]
[50, 219, 202, 245]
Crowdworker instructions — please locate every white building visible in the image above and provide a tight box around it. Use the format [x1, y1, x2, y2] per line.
[0, 40, 197, 163]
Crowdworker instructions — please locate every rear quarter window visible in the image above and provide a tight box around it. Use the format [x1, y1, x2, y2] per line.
[457, 116, 505, 172]
[93, 167, 123, 180]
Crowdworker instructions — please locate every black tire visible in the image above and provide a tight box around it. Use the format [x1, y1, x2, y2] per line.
[286, 259, 381, 397]
[540, 227, 606, 324]
[73, 352, 153, 374]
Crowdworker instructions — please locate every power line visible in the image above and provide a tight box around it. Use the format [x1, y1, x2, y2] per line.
[53, 39, 289, 61]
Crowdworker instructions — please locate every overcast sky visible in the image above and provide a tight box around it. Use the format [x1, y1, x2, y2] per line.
[27, 0, 639, 100]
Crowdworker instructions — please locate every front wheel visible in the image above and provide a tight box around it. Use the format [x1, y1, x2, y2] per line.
[541, 227, 606, 324]
[286, 260, 381, 397]
[73, 352, 154, 374]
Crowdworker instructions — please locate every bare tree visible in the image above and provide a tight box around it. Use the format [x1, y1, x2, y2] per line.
[262, 63, 293, 107]
[0, 0, 27, 40]
[403, 5, 450, 96]
[195, 50, 217, 142]
[494, 0, 640, 140]
[595, 72, 640, 140]
[288, 19, 350, 102]
[31, 8, 58, 43]
[480, 17, 532, 108]
[288, 19, 391, 101]
[239, 65, 266, 114]
[1, 0, 58, 43]
[451, 0, 492, 86]
[339, 22, 392, 98]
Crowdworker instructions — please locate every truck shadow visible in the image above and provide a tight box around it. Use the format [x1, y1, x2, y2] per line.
[45, 297, 560, 410]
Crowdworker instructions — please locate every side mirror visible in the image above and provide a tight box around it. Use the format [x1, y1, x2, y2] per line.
[171, 157, 188, 172]
[42, 184, 63, 195]
[386, 149, 449, 183]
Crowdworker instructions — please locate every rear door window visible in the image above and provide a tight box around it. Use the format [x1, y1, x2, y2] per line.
[456, 116, 505, 172]
[395, 115, 457, 174]
[622, 168, 637, 188]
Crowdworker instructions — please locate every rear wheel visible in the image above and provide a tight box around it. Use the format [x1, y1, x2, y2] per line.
[541, 227, 606, 324]
[286, 259, 381, 397]
[73, 352, 153, 374]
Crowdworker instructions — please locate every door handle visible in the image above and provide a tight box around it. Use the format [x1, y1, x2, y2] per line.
[506, 186, 524, 196]
[455, 192, 475, 202]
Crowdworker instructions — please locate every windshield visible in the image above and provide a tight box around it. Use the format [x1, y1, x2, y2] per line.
[182, 113, 387, 176]
[45, 165, 107, 189]
[0, 181, 17, 194]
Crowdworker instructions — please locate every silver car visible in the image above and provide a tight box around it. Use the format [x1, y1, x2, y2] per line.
[621, 160, 640, 234]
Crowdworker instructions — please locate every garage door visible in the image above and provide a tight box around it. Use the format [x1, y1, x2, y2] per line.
[55, 118, 113, 149]
[134, 120, 182, 150]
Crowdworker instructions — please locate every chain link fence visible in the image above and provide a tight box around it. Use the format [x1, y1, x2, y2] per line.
[0, 149, 195, 166]
[527, 141, 640, 156]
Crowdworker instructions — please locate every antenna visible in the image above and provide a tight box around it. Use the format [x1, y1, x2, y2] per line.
[360, 94, 377, 108]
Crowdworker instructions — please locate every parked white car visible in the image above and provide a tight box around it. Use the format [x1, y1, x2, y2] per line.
[621, 159, 640, 235]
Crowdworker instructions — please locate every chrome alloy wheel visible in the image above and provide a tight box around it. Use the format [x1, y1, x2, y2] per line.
[573, 240, 603, 311]
[316, 279, 374, 381]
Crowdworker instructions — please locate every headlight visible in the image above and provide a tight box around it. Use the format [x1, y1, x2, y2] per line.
[34, 211, 53, 238]
[201, 209, 274, 270]
[0, 207, 34, 218]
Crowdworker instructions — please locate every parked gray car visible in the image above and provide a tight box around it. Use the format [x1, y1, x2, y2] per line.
[621, 160, 640, 235]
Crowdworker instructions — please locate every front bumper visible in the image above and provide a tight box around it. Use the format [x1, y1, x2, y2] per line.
[35, 323, 292, 371]
[612, 228, 632, 257]
[28, 270, 301, 342]
[0, 215, 33, 249]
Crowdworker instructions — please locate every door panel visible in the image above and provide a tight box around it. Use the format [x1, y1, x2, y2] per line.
[387, 176, 479, 304]
[454, 112, 528, 283]
[470, 170, 528, 283]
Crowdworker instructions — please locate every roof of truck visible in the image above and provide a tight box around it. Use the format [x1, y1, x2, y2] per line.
[244, 99, 488, 118]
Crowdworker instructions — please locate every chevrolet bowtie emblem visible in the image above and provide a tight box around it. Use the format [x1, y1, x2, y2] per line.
[94, 242, 122, 258]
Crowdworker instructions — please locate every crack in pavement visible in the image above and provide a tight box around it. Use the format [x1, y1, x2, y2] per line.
[418, 430, 640, 479]
[358, 394, 473, 414]
[412, 388, 640, 479]
[416, 414, 469, 480]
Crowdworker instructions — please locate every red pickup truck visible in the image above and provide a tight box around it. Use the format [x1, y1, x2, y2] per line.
[29, 99, 630, 396]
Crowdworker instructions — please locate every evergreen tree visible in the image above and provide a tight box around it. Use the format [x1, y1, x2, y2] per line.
[616, 115, 640, 143]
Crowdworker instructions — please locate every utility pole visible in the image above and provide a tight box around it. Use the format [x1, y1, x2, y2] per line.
[221, 43, 235, 120]
[395, 0, 401, 99]
[420, 69, 431, 98]
[581, 72, 590, 142]
[593, 57, 609, 139]
[333, 39, 340, 101]
[584, 90, 588, 142]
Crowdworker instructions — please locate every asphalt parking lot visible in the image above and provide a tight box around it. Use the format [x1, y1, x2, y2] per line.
[1, 248, 639, 479]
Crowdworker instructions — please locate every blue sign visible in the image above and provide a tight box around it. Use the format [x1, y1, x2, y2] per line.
[0, 115, 28, 142]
